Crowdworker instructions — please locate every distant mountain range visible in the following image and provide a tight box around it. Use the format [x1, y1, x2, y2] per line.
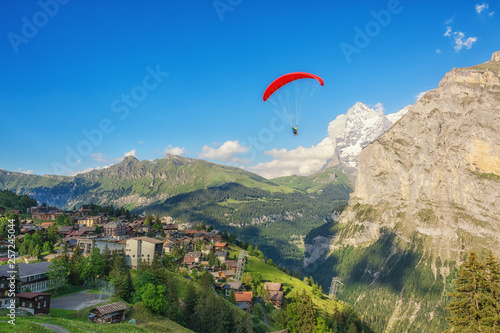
[0, 153, 353, 269]
[0, 154, 293, 209]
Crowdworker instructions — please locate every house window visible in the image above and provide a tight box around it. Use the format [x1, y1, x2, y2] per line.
[29, 303, 32, 308]
[44, 301, 46, 307]
[22, 302, 25, 307]
[38, 302, 40, 308]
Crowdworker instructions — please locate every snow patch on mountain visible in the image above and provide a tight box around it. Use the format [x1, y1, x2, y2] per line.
[323, 102, 409, 177]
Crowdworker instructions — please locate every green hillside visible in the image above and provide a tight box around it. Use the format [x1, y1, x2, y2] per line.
[0, 189, 37, 213]
[272, 165, 353, 193]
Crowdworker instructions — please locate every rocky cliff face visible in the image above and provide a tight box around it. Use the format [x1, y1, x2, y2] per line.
[327, 51, 500, 332]
[323, 102, 409, 180]
[338, 51, 500, 260]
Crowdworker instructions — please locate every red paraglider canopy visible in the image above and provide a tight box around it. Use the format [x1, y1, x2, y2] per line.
[263, 72, 324, 101]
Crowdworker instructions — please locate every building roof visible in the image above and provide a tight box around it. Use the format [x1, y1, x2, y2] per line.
[235, 291, 253, 303]
[223, 282, 242, 290]
[0, 261, 50, 278]
[104, 220, 126, 228]
[68, 230, 85, 237]
[185, 252, 202, 257]
[226, 260, 238, 267]
[163, 240, 175, 247]
[222, 270, 235, 276]
[128, 236, 163, 244]
[94, 301, 128, 315]
[79, 226, 96, 232]
[263, 282, 282, 292]
[17, 292, 51, 299]
[215, 251, 228, 257]
[215, 242, 228, 247]
[236, 302, 250, 310]
[270, 291, 284, 302]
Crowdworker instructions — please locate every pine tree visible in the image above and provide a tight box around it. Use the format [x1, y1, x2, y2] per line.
[483, 251, 500, 329]
[347, 322, 358, 333]
[446, 252, 490, 332]
[110, 251, 133, 301]
[166, 277, 183, 323]
[42, 241, 52, 254]
[102, 244, 112, 277]
[150, 254, 169, 285]
[81, 245, 105, 281]
[184, 281, 198, 317]
[144, 215, 153, 226]
[69, 244, 84, 286]
[46, 257, 68, 294]
[296, 290, 317, 333]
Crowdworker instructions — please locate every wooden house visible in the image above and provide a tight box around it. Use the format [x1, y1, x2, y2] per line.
[17, 292, 51, 315]
[88, 301, 128, 324]
[234, 291, 253, 311]
[214, 242, 228, 251]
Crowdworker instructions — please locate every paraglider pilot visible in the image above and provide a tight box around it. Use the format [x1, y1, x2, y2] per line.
[292, 126, 298, 136]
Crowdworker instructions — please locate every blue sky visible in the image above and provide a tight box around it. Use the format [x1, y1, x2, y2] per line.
[0, 0, 498, 177]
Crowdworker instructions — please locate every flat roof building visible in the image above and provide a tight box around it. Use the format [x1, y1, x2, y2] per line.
[125, 237, 163, 268]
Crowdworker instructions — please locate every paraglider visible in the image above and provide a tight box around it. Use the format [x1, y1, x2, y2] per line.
[263, 72, 324, 136]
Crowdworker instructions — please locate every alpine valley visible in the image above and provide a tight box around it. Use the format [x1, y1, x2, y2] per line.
[2, 52, 500, 332]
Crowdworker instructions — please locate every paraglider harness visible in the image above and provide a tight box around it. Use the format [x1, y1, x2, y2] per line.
[292, 126, 298, 136]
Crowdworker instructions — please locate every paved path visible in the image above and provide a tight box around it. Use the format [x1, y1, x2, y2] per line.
[34, 322, 70, 333]
[50, 290, 109, 310]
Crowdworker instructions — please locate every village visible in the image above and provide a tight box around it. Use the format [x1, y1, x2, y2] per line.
[0, 204, 286, 325]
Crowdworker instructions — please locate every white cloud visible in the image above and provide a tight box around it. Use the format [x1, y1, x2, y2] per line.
[246, 138, 336, 179]
[373, 102, 384, 114]
[199, 140, 250, 164]
[138, 140, 144, 144]
[436, 48, 442, 54]
[328, 114, 347, 140]
[475, 3, 488, 13]
[444, 27, 477, 51]
[489, 11, 495, 17]
[17, 168, 34, 175]
[163, 145, 186, 156]
[454, 32, 477, 51]
[90, 152, 107, 162]
[124, 150, 136, 158]
[68, 164, 113, 176]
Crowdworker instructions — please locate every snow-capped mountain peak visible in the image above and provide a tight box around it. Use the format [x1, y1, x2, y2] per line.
[324, 102, 409, 178]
